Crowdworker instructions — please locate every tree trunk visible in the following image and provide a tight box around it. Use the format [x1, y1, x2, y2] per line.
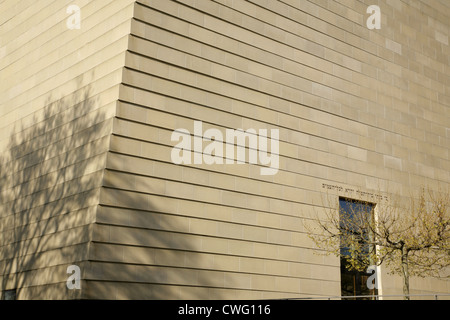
[400, 246, 410, 300]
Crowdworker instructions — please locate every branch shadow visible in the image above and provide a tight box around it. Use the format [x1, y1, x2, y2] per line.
[1, 78, 233, 300]
[87, 151, 230, 299]
[0, 77, 107, 299]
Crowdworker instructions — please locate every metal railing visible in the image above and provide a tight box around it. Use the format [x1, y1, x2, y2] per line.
[288, 293, 450, 300]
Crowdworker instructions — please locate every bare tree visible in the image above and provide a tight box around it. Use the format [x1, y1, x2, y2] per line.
[305, 186, 450, 300]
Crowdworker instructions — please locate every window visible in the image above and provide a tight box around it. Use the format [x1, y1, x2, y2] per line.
[339, 198, 378, 299]
[2, 289, 16, 300]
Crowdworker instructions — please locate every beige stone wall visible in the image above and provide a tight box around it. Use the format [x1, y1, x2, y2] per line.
[88, 0, 449, 299]
[0, 0, 135, 299]
[1, 0, 449, 300]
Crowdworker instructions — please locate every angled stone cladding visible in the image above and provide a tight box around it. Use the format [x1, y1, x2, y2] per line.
[0, 0, 135, 299]
[1, 0, 449, 300]
[92, 0, 449, 299]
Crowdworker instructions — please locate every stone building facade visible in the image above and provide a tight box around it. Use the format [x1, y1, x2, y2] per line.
[1, 0, 449, 299]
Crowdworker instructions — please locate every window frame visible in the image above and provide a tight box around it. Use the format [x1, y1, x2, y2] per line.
[339, 197, 378, 299]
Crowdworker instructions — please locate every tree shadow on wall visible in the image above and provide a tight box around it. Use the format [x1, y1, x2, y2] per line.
[1, 78, 233, 299]
[89, 132, 230, 299]
[0, 78, 108, 299]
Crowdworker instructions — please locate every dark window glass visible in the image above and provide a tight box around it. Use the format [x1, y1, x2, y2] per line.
[339, 198, 378, 299]
[3, 289, 16, 300]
